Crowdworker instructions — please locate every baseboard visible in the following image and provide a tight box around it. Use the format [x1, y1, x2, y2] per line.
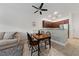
[51, 40, 66, 46]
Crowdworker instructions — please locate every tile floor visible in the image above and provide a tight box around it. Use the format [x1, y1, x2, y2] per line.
[23, 38, 79, 56]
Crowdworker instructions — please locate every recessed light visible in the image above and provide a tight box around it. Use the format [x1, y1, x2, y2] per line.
[53, 11, 58, 15]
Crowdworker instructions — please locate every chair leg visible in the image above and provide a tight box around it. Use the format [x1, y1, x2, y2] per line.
[38, 43, 40, 56]
[31, 51, 32, 56]
[31, 45, 40, 56]
[31, 47, 33, 56]
[29, 45, 31, 51]
[49, 38, 51, 49]
[45, 41, 47, 49]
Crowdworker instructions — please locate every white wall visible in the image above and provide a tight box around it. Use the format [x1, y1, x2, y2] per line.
[0, 24, 27, 32]
[72, 13, 79, 38]
[0, 3, 35, 32]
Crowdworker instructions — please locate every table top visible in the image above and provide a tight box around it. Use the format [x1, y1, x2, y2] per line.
[32, 34, 50, 40]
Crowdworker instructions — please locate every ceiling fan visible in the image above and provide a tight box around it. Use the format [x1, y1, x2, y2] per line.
[32, 3, 48, 15]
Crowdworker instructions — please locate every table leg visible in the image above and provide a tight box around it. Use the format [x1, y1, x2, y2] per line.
[49, 37, 51, 48]
[38, 41, 40, 56]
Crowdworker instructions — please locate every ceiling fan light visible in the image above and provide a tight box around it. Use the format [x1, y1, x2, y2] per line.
[32, 3, 47, 15]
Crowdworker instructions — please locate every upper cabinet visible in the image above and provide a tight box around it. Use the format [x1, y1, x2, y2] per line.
[42, 19, 69, 28]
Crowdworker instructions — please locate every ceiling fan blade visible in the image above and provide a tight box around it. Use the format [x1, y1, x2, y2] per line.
[41, 9, 48, 11]
[32, 5, 38, 9]
[34, 10, 38, 13]
[40, 11, 42, 15]
[39, 3, 44, 9]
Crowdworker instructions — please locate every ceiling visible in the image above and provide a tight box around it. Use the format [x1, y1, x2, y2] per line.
[0, 3, 79, 31]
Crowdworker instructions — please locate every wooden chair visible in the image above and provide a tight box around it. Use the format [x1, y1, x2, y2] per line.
[27, 32, 40, 56]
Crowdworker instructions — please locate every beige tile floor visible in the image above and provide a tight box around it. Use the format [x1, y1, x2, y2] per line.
[23, 38, 79, 56]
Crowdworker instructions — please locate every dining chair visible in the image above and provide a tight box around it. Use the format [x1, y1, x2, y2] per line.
[45, 31, 51, 48]
[40, 31, 45, 34]
[46, 31, 51, 37]
[27, 32, 40, 56]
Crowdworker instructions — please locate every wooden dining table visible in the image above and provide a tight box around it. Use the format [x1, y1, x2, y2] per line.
[32, 33, 51, 56]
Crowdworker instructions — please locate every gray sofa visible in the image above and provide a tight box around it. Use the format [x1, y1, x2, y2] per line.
[0, 32, 24, 56]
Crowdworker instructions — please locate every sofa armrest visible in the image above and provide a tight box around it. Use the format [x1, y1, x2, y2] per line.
[14, 32, 27, 44]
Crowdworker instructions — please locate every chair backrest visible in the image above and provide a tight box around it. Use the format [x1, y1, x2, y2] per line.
[27, 32, 33, 43]
[40, 31, 45, 34]
[46, 31, 51, 36]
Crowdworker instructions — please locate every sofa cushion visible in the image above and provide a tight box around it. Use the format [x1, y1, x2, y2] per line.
[3, 32, 16, 39]
[0, 32, 5, 40]
[0, 39, 18, 46]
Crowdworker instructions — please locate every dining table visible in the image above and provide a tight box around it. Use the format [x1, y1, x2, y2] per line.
[32, 33, 51, 56]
